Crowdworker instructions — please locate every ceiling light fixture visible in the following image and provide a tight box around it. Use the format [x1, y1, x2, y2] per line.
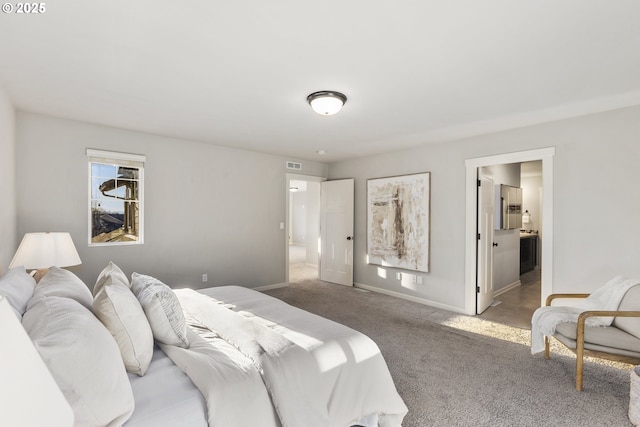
[307, 91, 347, 115]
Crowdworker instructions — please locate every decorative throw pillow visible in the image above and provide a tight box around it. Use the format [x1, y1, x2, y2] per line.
[22, 296, 135, 427]
[0, 266, 36, 319]
[93, 261, 130, 296]
[27, 266, 93, 311]
[131, 273, 189, 348]
[93, 273, 154, 376]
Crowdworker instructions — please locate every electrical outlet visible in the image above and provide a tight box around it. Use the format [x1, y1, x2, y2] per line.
[396, 272, 402, 280]
[416, 276, 423, 285]
[202, 274, 208, 282]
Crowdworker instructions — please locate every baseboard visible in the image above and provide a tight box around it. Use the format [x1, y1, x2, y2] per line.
[254, 282, 288, 292]
[354, 282, 466, 314]
[493, 280, 521, 297]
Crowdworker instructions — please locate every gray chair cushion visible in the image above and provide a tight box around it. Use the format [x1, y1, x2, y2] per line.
[555, 322, 640, 353]
[613, 285, 640, 340]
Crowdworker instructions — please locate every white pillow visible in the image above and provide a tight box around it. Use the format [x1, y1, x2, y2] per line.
[22, 296, 134, 427]
[94, 261, 129, 296]
[131, 273, 189, 348]
[93, 274, 154, 376]
[0, 266, 36, 319]
[27, 266, 93, 311]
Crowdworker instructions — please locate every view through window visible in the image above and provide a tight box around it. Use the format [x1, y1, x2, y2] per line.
[87, 149, 145, 245]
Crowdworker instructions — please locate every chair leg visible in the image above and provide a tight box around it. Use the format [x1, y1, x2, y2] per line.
[544, 336, 550, 360]
[576, 322, 585, 391]
[576, 349, 584, 391]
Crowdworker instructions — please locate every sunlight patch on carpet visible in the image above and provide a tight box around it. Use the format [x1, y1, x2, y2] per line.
[439, 315, 633, 371]
[440, 315, 531, 346]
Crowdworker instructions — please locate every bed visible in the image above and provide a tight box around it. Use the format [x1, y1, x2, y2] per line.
[0, 263, 408, 427]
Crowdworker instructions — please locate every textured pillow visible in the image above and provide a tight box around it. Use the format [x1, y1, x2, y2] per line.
[93, 273, 154, 376]
[94, 261, 129, 296]
[27, 266, 93, 311]
[131, 273, 189, 348]
[0, 266, 36, 319]
[22, 296, 134, 427]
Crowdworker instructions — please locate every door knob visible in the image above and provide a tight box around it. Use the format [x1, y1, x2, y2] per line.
[346, 236, 353, 240]
[492, 242, 498, 247]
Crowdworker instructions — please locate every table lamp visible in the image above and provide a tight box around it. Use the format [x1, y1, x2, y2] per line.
[9, 232, 82, 281]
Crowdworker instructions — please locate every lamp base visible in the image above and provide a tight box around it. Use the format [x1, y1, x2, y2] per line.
[30, 268, 49, 283]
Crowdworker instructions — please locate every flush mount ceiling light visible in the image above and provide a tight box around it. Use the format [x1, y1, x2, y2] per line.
[307, 91, 347, 115]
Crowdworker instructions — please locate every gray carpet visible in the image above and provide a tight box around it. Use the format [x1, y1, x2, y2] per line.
[264, 279, 634, 427]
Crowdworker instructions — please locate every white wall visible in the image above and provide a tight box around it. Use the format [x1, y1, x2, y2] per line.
[291, 191, 307, 244]
[328, 106, 640, 311]
[521, 170, 542, 233]
[0, 86, 16, 273]
[15, 112, 328, 289]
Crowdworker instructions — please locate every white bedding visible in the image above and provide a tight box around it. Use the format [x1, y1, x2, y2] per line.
[161, 285, 407, 427]
[125, 346, 207, 427]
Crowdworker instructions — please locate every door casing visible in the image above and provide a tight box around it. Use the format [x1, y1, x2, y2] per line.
[465, 147, 554, 316]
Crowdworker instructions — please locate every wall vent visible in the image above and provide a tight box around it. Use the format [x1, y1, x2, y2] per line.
[286, 161, 302, 170]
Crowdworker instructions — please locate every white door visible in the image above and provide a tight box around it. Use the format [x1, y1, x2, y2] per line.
[477, 175, 494, 314]
[320, 179, 354, 286]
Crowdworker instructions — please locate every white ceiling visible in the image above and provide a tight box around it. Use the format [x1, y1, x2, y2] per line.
[1, 1, 639, 163]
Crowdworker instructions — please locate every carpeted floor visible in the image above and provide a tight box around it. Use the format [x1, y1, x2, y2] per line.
[264, 279, 634, 427]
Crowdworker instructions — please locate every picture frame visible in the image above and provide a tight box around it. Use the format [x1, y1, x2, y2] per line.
[367, 172, 430, 273]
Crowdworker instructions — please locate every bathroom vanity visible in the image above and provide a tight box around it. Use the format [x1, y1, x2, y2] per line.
[520, 231, 538, 274]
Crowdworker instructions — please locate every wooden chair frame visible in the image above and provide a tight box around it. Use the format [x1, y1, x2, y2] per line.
[543, 293, 640, 391]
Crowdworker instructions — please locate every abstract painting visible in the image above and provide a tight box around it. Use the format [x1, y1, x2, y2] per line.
[367, 172, 430, 272]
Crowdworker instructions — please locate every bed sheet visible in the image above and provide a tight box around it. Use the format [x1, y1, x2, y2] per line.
[124, 345, 207, 427]
[194, 285, 406, 427]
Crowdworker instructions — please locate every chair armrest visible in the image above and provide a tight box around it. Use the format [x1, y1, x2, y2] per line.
[578, 310, 640, 323]
[546, 293, 590, 306]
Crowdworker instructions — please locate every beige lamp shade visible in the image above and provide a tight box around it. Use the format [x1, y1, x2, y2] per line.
[0, 295, 74, 426]
[9, 232, 81, 270]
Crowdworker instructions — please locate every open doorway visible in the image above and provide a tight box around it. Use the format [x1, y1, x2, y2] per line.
[478, 160, 543, 328]
[464, 147, 554, 317]
[286, 174, 323, 283]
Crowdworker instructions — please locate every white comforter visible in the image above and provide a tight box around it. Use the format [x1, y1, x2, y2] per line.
[160, 286, 407, 427]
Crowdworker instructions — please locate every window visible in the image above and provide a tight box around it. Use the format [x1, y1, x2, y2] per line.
[87, 149, 145, 245]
